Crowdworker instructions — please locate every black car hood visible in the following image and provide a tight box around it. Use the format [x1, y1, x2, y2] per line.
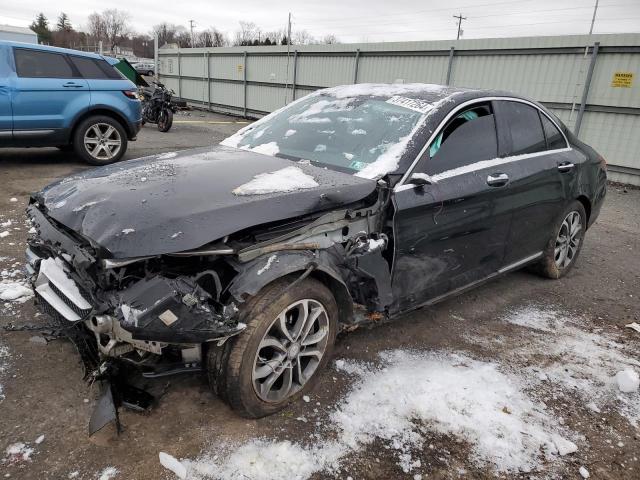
[36, 146, 377, 258]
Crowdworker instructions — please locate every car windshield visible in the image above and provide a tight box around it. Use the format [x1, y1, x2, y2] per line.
[221, 94, 426, 177]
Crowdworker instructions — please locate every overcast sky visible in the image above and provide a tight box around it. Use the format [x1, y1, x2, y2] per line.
[1, 0, 639, 43]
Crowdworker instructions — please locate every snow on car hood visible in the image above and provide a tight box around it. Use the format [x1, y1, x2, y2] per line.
[35, 146, 376, 258]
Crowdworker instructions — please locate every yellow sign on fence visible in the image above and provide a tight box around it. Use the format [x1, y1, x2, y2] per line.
[611, 72, 634, 88]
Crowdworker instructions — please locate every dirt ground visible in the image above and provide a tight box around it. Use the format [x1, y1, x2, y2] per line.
[0, 112, 638, 480]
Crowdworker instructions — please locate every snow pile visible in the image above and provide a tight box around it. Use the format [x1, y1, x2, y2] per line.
[0, 343, 10, 401]
[284, 129, 297, 137]
[97, 467, 119, 480]
[232, 166, 319, 196]
[160, 452, 187, 479]
[615, 369, 639, 393]
[0, 281, 33, 302]
[501, 305, 640, 425]
[181, 351, 571, 479]
[157, 151, 178, 159]
[4, 442, 34, 464]
[185, 441, 330, 480]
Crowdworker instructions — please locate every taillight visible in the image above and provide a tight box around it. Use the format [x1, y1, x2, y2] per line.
[122, 90, 138, 99]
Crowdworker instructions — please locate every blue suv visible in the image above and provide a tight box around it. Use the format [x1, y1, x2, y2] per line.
[0, 41, 141, 165]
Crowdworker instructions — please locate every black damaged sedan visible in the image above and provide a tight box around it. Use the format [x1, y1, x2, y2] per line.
[26, 83, 606, 424]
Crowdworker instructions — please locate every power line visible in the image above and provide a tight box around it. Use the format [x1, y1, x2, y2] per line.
[292, 2, 637, 31]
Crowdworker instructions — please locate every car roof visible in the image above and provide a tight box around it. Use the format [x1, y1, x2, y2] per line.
[0, 40, 111, 61]
[316, 82, 530, 105]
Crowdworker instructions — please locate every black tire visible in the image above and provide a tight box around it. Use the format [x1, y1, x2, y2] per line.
[157, 109, 173, 132]
[207, 276, 338, 418]
[73, 115, 127, 166]
[534, 200, 587, 279]
[147, 70, 154, 77]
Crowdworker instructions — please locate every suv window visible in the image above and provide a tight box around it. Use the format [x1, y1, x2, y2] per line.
[14, 48, 74, 78]
[425, 104, 498, 176]
[540, 113, 567, 150]
[501, 101, 546, 156]
[69, 56, 121, 80]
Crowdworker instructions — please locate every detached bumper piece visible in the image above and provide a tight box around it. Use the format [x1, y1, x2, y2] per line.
[116, 275, 244, 344]
[89, 361, 155, 437]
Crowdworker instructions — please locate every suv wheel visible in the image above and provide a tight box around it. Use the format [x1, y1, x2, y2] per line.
[147, 70, 154, 77]
[207, 277, 338, 418]
[73, 116, 127, 165]
[534, 200, 587, 279]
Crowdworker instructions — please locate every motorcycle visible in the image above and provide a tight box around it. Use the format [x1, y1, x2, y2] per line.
[140, 82, 177, 132]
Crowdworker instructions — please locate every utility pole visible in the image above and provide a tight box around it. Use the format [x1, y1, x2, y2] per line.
[284, 12, 292, 105]
[589, 0, 599, 35]
[189, 20, 196, 47]
[453, 13, 467, 40]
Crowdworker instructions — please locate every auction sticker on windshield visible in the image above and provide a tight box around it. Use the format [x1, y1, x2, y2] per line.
[386, 96, 434, 114]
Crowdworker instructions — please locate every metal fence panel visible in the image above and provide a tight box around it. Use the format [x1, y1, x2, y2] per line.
[159, 33, 640, 185]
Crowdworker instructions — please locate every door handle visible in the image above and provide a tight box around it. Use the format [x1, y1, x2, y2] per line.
[486, 172, 509, 187]
[557, 162, 575, 173]
[63, 82, 83, 88]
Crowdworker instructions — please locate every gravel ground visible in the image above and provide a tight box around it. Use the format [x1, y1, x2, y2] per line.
[0, 113, 638, 480]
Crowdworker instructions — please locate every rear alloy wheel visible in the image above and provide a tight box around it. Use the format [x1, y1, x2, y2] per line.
[73, 116, 127, 165]
[535, 201, 586, 279]
[207, 277, 338, 418]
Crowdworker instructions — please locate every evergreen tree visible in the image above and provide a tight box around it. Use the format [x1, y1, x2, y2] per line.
[30, 13, 52, 44]
[56, 13, 72, 32]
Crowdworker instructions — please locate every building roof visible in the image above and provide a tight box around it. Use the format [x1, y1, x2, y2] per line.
[0, 25, 36, 36]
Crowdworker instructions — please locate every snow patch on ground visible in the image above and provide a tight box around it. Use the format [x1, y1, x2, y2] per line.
[0, 342, 10, 401]
[157, 151, 178, 159]
[182, 351, 572, 479]
[284, 129, 297, 137]
[500, 305, 640, 426]
[0, 281, 33, 302]
[97, 466, 119, 480]
[232, 166, 319, 196]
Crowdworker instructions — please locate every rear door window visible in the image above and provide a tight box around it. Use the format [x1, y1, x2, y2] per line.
[425, 104, 498, 176]
[69, 56, 122, 80]
[540, 113, 567, 150]
[14, 48, 74, 78]
[501, 101, 547, 156]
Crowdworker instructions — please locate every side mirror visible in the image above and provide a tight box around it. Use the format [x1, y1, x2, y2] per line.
[408, 173, 434, 186]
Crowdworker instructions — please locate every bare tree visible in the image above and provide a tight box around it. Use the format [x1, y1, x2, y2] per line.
[321, 34, 339, 44]
[152, 23, 184, 47]
[234, 21, 260, 46]
[292, 29, 316, 45]
[102, 9, 131, 51]
[86, 9, 130, 51]
[198, 28, 228, 47]
[87, 12, 106, 43]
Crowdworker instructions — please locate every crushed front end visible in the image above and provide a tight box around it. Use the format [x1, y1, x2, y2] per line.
[25, 202, 247, 433]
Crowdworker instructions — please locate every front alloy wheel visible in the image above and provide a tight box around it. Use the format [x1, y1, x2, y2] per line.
[252, 299, 330, 403]
[207, 276, 338, 418]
